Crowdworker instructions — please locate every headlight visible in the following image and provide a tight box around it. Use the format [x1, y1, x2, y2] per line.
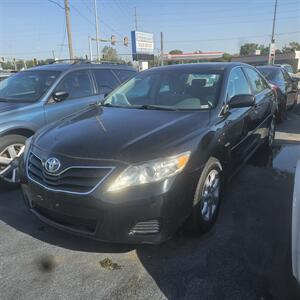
[108, 151, 191, 192]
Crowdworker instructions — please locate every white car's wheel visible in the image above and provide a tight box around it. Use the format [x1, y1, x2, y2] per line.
[0, 135, 26, 187]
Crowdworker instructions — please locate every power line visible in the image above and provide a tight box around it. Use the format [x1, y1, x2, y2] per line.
[46, 0, 64, 10]
[155, 15, 299, 29]
[138, 1, 300, 16]
[140, 8, 300, 22]
[165, 30, 300, 43]
[75, 0, 125, 39]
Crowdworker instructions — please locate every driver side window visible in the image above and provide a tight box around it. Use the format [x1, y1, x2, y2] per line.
[55, 70, 93, 100]
[227, 68, 251, 101]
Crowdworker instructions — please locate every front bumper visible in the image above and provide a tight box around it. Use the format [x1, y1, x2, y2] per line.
[21, 165, 199, 244]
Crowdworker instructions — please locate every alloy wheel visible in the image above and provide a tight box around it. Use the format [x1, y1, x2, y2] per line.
[201, 169, 220, 221]
[0, 143, 25, 183]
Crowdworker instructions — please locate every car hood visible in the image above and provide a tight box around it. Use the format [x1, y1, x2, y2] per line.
[34, 106, 210, 163]
[0, 101, 31, 113]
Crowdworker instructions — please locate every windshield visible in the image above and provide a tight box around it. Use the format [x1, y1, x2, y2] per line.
[0, 70, 61, 102]
[104, 70, 222, 110]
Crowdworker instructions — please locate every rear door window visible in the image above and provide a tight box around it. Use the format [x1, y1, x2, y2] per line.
[113, 70, 136, 83]
[92, 69, 119, 94]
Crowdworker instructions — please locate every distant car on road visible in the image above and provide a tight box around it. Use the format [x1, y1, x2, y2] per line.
[21, 62, 276, 244]
[257, 65, 299, 122]
[0, 61, 137, 184]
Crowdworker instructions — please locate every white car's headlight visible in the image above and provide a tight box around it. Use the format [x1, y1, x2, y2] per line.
[108, 151, 191, 192]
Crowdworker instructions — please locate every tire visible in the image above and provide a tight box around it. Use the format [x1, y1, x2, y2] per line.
[262, 116, 276, 150]
[185, 157, 223, 233]
[0, 134, 27, 188]
[276, 100, 287, 123]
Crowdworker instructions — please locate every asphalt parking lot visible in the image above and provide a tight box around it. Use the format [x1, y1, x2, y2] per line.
[1, 110, 300, 300]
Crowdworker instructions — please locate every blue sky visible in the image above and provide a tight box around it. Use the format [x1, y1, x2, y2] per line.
[0, 0, 299, 60]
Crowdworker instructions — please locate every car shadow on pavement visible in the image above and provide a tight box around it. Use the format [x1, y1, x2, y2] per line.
[135, 165, 300, 300]
[0, 186, 134, 254]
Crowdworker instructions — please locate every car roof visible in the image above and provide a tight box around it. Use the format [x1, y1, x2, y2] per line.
[257, 64, 284, 69]
[147, 62, 250, 72]
[24, 62, 137, 73]
[257, 65, 282, 71]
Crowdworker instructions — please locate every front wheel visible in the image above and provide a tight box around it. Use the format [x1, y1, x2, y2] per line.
[0, 135, 27, 187]
[185, 157, 223, 233]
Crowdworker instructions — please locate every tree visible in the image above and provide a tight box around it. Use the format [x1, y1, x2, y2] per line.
[169, 49, 183, 55]
[214, 53, 232, 62]
[258, 44, 269, 55]
[148, 55, 160, 68]
[102, 46, 120, 61]
[282, 42, 300, 53]
[239, 43, 258, 56]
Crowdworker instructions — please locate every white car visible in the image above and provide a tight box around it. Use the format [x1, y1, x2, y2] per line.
[292, 160, 300, 284]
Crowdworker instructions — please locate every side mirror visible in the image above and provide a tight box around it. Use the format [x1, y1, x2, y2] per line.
[228, 94, 255, 109]
[292, 77, 300, 83]
[52, 91, 68, 102]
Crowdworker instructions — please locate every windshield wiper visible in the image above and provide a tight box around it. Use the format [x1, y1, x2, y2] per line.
[137, 104, 179, 111]
[99, 102, 125, 108]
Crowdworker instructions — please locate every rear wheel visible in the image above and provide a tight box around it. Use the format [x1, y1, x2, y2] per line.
[264, 116, 276, 149]
[185, 157, 223, 233]
[276, 100, 287, 123]
[0, 135, 26, 188]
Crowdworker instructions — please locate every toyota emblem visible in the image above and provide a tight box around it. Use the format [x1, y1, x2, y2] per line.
[44, 157, 61, 173]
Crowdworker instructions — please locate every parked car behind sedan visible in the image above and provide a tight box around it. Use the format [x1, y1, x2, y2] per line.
[0, 61, 136, 185]
[21, 62, 276, 244]
[274, 64, 295, 76]
[257, 65, 299, 122]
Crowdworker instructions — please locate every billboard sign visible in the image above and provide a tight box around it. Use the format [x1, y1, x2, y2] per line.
[131, 31, 154, 61]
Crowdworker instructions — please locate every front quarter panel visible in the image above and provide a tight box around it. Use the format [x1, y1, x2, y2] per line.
[0, 102, 45, 136]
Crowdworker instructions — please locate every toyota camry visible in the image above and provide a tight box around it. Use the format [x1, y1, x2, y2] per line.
[21, 63, 276, 244]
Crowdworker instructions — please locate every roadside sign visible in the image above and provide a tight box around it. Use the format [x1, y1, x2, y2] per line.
[131, 31, 154, 61]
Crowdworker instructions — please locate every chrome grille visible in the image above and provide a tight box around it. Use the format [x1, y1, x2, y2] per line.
[27, 152, 113, 194]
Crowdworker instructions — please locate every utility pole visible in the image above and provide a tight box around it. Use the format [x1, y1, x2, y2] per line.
[160, 32, 164, 66]
[88, 36, 93, 61]
[268, 0, 278, 64]
[64, 0, 74, 59]
[94, 0, 100, 62]
[134, 7, 138, 31]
